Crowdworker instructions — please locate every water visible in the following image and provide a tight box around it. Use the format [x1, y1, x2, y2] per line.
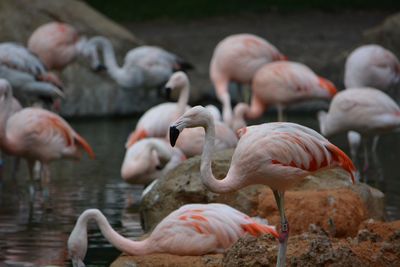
[0, 115, 399, 266]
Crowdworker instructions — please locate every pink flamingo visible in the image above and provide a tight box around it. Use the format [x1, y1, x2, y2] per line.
[344, 44, 400, 163]
[210, 33, 287, 124]
[27, 22, 89, 71]
[68, 203, 279, 267]
[231, 61, 337, 127]
[121, 138, 185, 185]
[0, 79, 95, 184]
[125, 71, 190, 147]
[344, 44, 400, 89]
[318, 87, 400, 177]
[170, 106, 355, 267]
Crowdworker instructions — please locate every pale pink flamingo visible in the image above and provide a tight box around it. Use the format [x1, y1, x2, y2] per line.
[68, 203, 278, 267]
[318, 87, 400, 178]
[231, 61, 337, 127]
[169, 106, 356, 267]
[0, 79, 95, 184]
[86, 36, 193, 89]
[344, 44, 400, 163]
[0, 42, 64, 108]
[125, 71, 190, 147]
[210, 33, 287, 124]
[121, 138, 185, 185]
[28, 22, 90, 71]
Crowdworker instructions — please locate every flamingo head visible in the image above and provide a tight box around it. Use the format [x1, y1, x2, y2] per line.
[169, 106, 213, 147]
[68, 210, 92, 267]
[163, 71, 189, 100]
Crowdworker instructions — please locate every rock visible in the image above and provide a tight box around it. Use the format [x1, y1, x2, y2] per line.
[111, 254, 223, 267]
[140, 149, 385, 233]
[0, 0, 167, 117]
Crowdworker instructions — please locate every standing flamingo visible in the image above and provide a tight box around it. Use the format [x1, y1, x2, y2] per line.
[0, 42, 64, 107]
[86, 36, 193, 89]
[0, 79, 94, 184]
[230, 61, 337, 127]
[27, 22, 90, 71]
[318, 87, 400, 178]
[121, 138, 185, 185]
[125, 71, 190, 147]
[210, 33, 287, 124]
[169, 106, 355, 267]
[68, 203, 279, 267]
[344, 44, 400, 164]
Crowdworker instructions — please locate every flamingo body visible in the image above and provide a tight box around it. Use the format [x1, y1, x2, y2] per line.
[210, 33, 286, 122]
[344, 44, 400, 89]
[68, 204, 278, 266]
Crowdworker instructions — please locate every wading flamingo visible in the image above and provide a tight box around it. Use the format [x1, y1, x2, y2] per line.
[0, 42, 64, 107]
[0, 79, 94, 184]
[86, 36, 193, 89]
[210, 33, 287, 124]
[27, 22, 90, 71]
[68, 203, 278, 267]
[125, 71, 190, 147]
[121, 138, 185, 185]
[170, 106, 356, 267]
[231, 61, 337, 126]
[344, 44, 400, 164]
[318, 87, 400, 178]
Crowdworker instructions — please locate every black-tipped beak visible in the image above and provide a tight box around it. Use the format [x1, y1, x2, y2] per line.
[169, 126, 180, 147]
[94, 64, 107, 72]
[164, 87, 172, 100]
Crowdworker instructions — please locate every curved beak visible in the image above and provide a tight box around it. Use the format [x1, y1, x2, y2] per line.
[169, 126, 180, 147]
[94, 64, 107, 72]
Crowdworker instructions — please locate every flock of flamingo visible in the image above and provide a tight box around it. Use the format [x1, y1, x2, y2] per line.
[0, 20, 399, 267]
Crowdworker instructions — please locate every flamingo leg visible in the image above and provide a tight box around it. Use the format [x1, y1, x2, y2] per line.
[27, 159, 36, 200]
[362, 139, 370, 182]
[273, 190, 288, 267]
[276, 105, 286, 122]
[41, 163, 51, 201]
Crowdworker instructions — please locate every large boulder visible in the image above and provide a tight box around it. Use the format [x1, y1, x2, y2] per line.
[140, 149, 386, 233]
[0, 0, 164, 117]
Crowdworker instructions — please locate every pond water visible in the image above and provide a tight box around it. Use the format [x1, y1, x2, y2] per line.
[0, 114, 399, 266]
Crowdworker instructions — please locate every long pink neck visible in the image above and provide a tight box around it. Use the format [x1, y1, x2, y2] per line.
[245, 94, 265, 120]
[84, 210, 152, 255]
[200, 116, 246, 193]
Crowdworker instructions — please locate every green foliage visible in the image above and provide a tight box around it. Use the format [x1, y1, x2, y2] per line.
[85, 0, 399, 21]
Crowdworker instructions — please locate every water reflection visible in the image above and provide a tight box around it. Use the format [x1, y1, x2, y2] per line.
[0, 115, 398, 266]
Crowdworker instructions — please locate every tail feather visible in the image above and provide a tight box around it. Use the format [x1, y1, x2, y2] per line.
[326, 143, 356, 183]
[125, 128, 148, 148]
[74, 134, 95, 159]
[241, 222, 279, 239]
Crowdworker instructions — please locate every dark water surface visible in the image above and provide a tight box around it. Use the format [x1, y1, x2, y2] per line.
[0, 115, 398, 266]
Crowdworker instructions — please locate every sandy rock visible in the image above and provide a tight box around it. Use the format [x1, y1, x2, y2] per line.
[140, 149, 385, 233]
[0, 0, 167, 117]
[111, 254, 222, 267]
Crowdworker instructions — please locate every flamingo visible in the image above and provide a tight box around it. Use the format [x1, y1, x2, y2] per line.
[86, 36, 193, 89]
[169, 106, 356, 267]
[0, 42, 64, 107]
[318, 87, 400, 178]
[125, 71, 190, 147]
[230, 61, 337, 126]
[0, 79, 95, 184]
[210, 33, 287, 124]
[68, 203, 279, 267]
[344, 44, 400, 164]
[27, 22, 90, 71]
[121, 138, 186, 185]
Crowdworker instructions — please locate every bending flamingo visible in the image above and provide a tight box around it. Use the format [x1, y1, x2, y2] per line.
[230, 61, 336, 127]
[210, 33, 287, 124]
[125, 71, 190, 147]
[27, 22, 90, 71]
[86, 36, 193, 89]
[318, 87, 400, 178]
[0, 42, 64, 107]
[121, 138, 185, 185]
[0, 79, 94, 183]
[170, 106, 355, 267]
[68, 203, 278, 267]
[344, 44, 400, 163]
